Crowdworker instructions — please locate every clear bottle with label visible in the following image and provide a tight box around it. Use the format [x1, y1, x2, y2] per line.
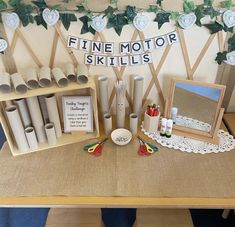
[166, 119, 173, 138]
[160, 118, 167, 136]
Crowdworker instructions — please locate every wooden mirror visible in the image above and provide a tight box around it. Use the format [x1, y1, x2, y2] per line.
[165, 78, 226, 144]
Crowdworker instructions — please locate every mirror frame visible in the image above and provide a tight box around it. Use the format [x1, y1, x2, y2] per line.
[165, 78, 226, 144]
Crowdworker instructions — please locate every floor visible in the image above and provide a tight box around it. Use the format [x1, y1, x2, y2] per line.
[45, 208, 193, 227]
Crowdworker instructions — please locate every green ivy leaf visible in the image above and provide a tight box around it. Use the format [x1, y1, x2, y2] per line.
[76, 4, 85, 13]
[215, 51, 227, 64]
[9, 0, 21, 7]
[204, 0, 214, 6]
[34, 13, 47, 29]
[204, 21, 224, 34]
[110, 0, 117, 4]
[104, 6, 115, 16]
[147, 5, 159, 13]
[220, 0, 235, 8]
[0, 0, 7, 10]
[79, 15, 96, 35]
[107, 13, 128, 36]
[194, 5, 204, 26]
[228, 34, 235, 51]
[156, 0, 163, 7]
[32, 0, 47, 11]
[125, 5, 137, 23]
[14, 3, 34, 26]
[223, 24, 234, 32]
[203, 6, 220, 19]
[170, 11, 180, 21]
[60, 13, 77, 30]
[183, 0, 196, 13]
[154, 12, 171, 29]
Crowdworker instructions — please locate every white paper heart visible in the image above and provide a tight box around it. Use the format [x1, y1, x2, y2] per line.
[91, 16, 107, 32]
[0, 39, 8, 52]
[2, 13, 20, 30]
[224, 51, 235, 65]
[178, 13, 196, 29]
[133, 14, 150, 31]
[223, 10, 235, 28]
[42, 8, 59, 26]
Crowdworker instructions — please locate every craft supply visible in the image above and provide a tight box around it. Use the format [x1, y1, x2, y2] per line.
[77, 64, 89, 84]
[146, 104, 160, 116]
[137, 136, 158, 156]
[0, 72, 11, 93]
[25, 127, 38, 150]
[160, 118, 167, 136]
[171, 107, 178, 124]
[98, 76, 109, 113]
[143, 109, 160, 133]
[129, 113, 138, 134]
[103, 113, 112, 136]
[5, 105, 29, 153]
[111, 128, 132, 146]
[11, 73, 28, 93]
[39, 66, 52, 87]
[45, 123, 57, 145]
[115, 80, 126, 128]
[38, 95, 49, 124]
[133, 75, 143, 116]
[166, 119, 173, 138]
[52, 67, 68, 87]
[45, 94, 62, 138]
[66, 63, 76, 82]
[26, 96, 46, 143]
[83, 138, 108, 156]
[14, 98, 31, 128]
[26, 68, 39, 89]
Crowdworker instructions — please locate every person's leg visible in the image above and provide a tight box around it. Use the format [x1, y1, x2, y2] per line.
[101, 208, 137, 227]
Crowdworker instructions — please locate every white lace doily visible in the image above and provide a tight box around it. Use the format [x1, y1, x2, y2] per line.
[141, 120, 235, 154]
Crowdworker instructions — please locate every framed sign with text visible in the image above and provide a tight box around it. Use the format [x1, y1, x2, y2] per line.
[62, 96, 93, 132]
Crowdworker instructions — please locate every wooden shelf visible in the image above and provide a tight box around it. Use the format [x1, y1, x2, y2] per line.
[0, 78, 96, 102]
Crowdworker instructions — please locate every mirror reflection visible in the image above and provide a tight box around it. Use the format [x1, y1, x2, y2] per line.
[172, 82, 221, 132]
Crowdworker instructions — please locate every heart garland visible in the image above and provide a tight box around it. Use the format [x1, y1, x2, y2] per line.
[2, 13, 20, 30]
[178, 13, 197, 29]
[0, 39, 8, 52]
[133, 13, 150, 31]
[91, 16, 107, 32]
[42, 8, 60, 26]
[223, 10, 235, 28]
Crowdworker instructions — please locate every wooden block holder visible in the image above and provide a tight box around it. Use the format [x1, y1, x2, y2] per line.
[143, 112, 160, 133]
[0, 77, 99, 156]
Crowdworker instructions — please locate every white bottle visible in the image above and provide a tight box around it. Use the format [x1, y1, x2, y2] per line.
[166, 119, 173, 138]
[160, 118, 167, 136]
[171, 107, 178, 124]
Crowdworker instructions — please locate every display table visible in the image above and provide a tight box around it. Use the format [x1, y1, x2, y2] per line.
[0, 123, 234, 208]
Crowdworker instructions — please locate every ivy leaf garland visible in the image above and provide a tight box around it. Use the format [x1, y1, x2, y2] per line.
[220, 0, 235, 8]
[0, 0, 7, 10]
[107, 13, 128, 36]
[32, 0, 48, 29]
[60, 13, 77, 30]
[154, 12, 171, 29]
[79, 15, 95, 35]
[183, 0, 196, 13]
[125, 5, 137, 23]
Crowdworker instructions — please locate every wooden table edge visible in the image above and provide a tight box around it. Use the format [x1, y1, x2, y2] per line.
[0, 196, 235, 208]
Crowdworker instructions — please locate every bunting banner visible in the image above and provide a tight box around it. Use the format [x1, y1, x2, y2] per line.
[67, 31, 179, 67]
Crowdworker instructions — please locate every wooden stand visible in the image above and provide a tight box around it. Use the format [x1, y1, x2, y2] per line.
[0, 78, 99, 156]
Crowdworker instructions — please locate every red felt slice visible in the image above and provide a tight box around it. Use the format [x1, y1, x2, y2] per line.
[93, 145, 103, 157]
[138, 144, 150, 156]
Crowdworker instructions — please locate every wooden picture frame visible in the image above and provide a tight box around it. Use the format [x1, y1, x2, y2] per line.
[165, 78, 226, 144]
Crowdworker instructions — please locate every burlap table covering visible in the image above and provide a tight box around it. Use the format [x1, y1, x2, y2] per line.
[0, 136, 235, 198]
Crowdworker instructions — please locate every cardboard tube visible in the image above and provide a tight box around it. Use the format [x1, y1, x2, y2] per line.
[52, 67, 68, 87]
[26, 96, 46, 143]
[26, 68, 39, 89]
[11, 73, 28, 94]
[39, 66, 52, 87]
[45, 94, 62, 138]
[0, 72, 11, 93]
[14, 98, 31, 128]
[98, 76, 109, 113]
[77, 64, 89, 84]
[5, 105, 29, 153]
[25, 126, 38, 150]
[133, 75, 143, 116]
[129, 113, 138, 134]
[66, 63, 76, 82]
[115, 80, 126, 128]
[45, 123, 57, 145]
[38, 95, 49, 124]
[103, 113, 112, 135]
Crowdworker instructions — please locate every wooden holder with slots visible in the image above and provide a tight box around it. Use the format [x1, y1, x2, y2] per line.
[0, 77, 99, 156]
